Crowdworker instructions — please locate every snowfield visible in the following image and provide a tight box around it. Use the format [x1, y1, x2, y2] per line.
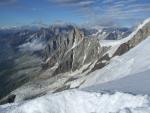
[81, 36, 150, 89]
[0, 90, 150, 113]
[83, 69, 150, 95]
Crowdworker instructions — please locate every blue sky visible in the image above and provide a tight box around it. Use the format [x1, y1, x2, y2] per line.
[0, 0, 150, 27]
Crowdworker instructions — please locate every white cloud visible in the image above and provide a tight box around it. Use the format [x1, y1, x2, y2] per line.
[83, 0, 150, 26]
[50, 0, 150, 26]
[101, 0, 115, 4]
[49, 0, 96, 7]
[19, 39, 46, 52]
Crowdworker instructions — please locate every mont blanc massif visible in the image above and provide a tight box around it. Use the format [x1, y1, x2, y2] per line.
[0, 1, 150, 113]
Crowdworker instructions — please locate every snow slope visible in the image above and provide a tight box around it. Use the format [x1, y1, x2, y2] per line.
[99, 18, 150, 57]
[83, 69, 150, 95]
[81, 36, 150, 88]
[0, 90, 150, 113]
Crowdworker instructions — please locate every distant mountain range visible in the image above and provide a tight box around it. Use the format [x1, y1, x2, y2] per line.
[0, 18, 149, 107]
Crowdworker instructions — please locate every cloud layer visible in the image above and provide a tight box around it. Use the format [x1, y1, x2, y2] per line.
[1, 0, 150, 27]
[50, 0, 96, 7]
[50, 0, 150, 27]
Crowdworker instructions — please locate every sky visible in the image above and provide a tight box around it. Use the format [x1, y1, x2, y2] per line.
[0, 0, 150, 28]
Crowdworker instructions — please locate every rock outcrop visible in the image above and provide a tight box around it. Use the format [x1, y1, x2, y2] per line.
[43, 27, 108, 74]
[114, 19, 150, 56]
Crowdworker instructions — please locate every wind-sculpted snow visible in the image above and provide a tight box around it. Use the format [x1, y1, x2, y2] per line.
[0, 90, 150, 113]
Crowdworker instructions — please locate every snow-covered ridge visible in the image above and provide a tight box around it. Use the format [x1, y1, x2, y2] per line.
[121, 18, 150, 42]
[81, 36, 150, 89]
[100, 18, 150, 47]
[0, 90, 150, 113]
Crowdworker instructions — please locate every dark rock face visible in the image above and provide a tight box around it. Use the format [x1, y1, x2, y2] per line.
[44, 28, 84, 67]
[54, 38, 101, 74]
[91, 54, 110, 72]
[0, 94, 16, 105]
[43, 28, 107, 74]
[113, 43, 129, 56]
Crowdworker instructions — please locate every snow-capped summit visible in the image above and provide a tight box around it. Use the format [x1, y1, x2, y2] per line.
[93, 27, 131, 40]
